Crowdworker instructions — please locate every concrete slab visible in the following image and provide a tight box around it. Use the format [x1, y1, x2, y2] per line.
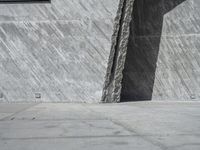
[0, 113, 12, 120]
[0, 103, 36, 120]
[4, 103, 105, 120]
[0, 103, 36, 113]
[0, 120, 131, 139]
[0, 102, 200, 150]
[0, 137, 162, 150]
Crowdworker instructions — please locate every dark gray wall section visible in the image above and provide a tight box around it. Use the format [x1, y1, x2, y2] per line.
[121, 0, 200, 101]
[0, 0, 119, 102]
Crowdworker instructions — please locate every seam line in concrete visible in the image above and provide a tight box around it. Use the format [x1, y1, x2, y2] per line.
[0, 103, 40, 121]
[84, 104, 168, 150]
[3, 133, 199, 141]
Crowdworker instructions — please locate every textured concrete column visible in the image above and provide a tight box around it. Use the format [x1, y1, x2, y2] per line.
[102, 0, 135, 103]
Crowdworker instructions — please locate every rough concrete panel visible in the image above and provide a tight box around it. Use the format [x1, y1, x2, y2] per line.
[0, 0, 120, 102]
[121, 0, 200, 101]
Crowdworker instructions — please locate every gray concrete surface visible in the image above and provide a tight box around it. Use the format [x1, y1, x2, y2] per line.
[121, 0, 200, 101]
[0, 102, 200, 150]
[1, 0, 200, 103]
[103, 0, 200, 102]
[0, 0, 119, 103]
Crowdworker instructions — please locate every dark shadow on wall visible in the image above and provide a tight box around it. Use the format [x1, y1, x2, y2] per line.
[120, 0, 186, 102]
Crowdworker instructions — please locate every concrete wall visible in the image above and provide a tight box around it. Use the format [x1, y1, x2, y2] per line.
[0, 0, 119, 102]
[121, 0, 200, 101]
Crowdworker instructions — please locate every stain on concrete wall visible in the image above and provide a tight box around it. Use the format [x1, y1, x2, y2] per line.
[0, 0, 119, 102]
[121, 0, 200, 101]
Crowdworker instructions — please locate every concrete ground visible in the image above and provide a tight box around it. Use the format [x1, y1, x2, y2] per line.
[0, 102, 200, 150]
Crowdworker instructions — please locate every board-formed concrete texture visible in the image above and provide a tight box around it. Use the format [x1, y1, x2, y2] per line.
[121, 0, 200, 102]
[102, 0, 200, 102]
[0, 0, 120, 102]
[1, 0, 200, 103]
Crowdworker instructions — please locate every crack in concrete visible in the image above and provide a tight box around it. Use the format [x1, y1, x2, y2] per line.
[84, 104, 168, 150]
[0, 135, 134, 141]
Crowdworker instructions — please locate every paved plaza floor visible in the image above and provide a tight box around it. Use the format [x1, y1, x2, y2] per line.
[0, 102, 200, 150]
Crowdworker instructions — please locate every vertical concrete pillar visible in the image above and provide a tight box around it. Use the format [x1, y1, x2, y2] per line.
[102, 0, 135, 103]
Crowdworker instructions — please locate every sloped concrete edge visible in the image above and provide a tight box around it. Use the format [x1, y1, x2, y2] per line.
[101, 0, 135, 103]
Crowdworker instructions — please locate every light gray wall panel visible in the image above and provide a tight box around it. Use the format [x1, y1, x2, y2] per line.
[0, 0, 120, 102]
